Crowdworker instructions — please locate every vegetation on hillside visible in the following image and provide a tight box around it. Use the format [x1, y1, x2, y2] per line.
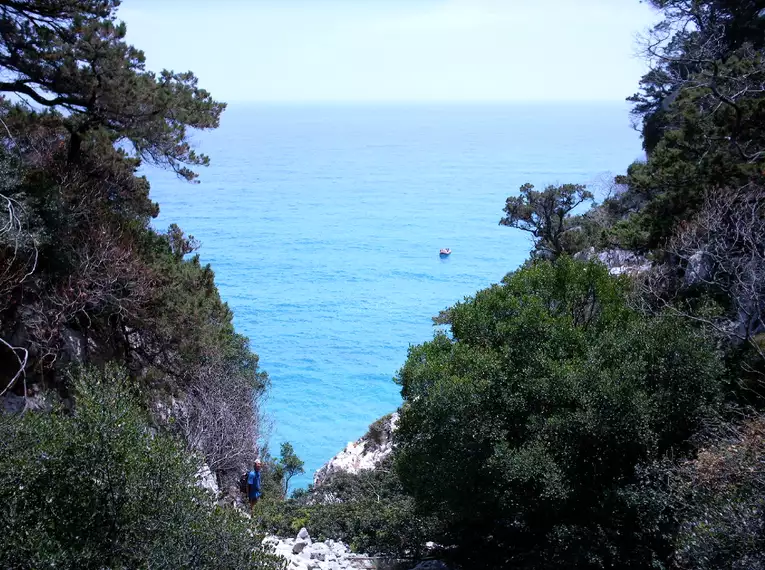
[396, 257, 725, 568]
[0, 0, 265, 482]
[2, 0, 764, 568]
[0, 366, 283, 570]
[0, 1, 277, 567]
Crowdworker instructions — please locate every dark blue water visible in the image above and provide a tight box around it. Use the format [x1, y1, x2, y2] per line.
[146, 102, 644, 487]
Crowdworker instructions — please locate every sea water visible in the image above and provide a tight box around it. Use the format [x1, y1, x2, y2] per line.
[146, 102, 644, 488]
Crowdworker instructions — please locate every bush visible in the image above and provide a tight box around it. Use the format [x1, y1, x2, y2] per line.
[670, 414, 765, 569]
[255, 457, 438, 557]
[0, 365, 284, 570]
[394, 257, 725, 569]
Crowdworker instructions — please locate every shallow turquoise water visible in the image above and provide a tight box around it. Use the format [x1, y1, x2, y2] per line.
[146, 103, 644, 488]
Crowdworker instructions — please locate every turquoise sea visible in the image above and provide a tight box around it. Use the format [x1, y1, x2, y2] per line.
[146, 103, 644, 488]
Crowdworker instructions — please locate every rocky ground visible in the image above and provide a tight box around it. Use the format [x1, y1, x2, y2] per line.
[263, 528, 447, 570]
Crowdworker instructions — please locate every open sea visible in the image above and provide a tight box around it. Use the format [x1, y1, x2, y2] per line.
[146, 102, 644, 488]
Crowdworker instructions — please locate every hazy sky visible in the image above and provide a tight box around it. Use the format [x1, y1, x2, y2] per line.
[119, 0, 658, 103]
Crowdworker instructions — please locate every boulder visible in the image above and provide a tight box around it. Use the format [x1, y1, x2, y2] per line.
[1, 393, 25, 414]
[292, 541, 308, 554]
[60, 326, 86, 364]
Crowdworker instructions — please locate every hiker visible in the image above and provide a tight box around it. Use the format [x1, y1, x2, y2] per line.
[246, 460, 262, 510]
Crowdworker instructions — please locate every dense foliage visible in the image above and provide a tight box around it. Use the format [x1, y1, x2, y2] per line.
[0, 0, 270, 565]
[257, 456, 437, 557]
[395, 258, 725, 568]
[667, 414, 765, 569]
[0, 365, 283, 570]
[590, 0, 765, 251]
[0, 0, 264, 483]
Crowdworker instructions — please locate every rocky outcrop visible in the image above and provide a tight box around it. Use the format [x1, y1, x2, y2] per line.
[574, 247, 652, 276]
[264, 528, 448, 570]
[314, 412, 398, 487]
[263, 528, 368, 570]
[683, 250, 713, 287]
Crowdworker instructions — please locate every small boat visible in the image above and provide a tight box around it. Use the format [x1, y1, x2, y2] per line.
[439, 248, 452, 256]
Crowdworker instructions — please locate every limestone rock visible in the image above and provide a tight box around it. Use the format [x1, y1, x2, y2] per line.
[297, 527, 311, 541]
[60, 326, 86, 364]
[684, 250, 713, 286]
[314, 412, 399, 487]
[195, 463, 219, 496]
[262, 532, 363, 570]
[575, 247, 652, 276]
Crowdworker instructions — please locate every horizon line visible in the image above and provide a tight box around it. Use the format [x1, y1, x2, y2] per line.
[221, 98, 634, 105]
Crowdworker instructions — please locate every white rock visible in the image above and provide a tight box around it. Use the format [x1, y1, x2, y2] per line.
[314, 413, 399, 486]
[576, 247, 652, 276]
[297, 527, 311, 541]
[685, 250, 713, 286]
[195, 463, 219, 496]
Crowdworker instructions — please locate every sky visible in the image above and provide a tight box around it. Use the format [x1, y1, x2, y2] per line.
[119, 0, 659, 103]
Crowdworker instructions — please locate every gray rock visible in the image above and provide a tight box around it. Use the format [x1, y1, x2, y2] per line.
[195, 463, 219, 495]
[314, 413, 399, 487]
[1, 393, 25, 414]
[685, 250, 713, 286]
[60, 326, 86, 364]
[573, 246, 596, 261]
[297, 527, 311, 541]
[292, 540, 308, 554]
[576, 247, 652, 276]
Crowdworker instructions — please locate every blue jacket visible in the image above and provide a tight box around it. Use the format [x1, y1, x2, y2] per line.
[247, 470, 261, 499]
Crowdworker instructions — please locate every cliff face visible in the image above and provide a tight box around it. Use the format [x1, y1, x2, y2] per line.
[574, 247, 652, 276]
[314, 412, 398, 487]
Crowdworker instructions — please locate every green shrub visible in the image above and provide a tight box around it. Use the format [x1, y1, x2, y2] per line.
[395, 257, 725, 569]
[0, 365, 284, 570]
[254, 458, 439, 557]
[367, 413, 393, 448]
[670, 414, 765, 569]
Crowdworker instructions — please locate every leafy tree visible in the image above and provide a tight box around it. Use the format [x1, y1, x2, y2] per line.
[0, 365, 283, 570]
[0, 0, 264, 487]
[0, 0, 224, 179]
[611, 0, 765, 248]
[395, 257, 725, 569]
[500, 183, 594, 258]
[276, 442, 305, 497]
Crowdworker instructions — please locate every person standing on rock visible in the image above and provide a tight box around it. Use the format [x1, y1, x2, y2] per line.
[247, 459, 262, 510]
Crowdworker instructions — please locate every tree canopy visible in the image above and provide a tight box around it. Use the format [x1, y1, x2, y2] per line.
[0, 0, 224, 180]
[395, 258, 725, 568]
[500, 183, 594, 258]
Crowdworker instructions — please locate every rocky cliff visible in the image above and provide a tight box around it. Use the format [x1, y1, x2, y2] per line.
[314, 412, 398, 487]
